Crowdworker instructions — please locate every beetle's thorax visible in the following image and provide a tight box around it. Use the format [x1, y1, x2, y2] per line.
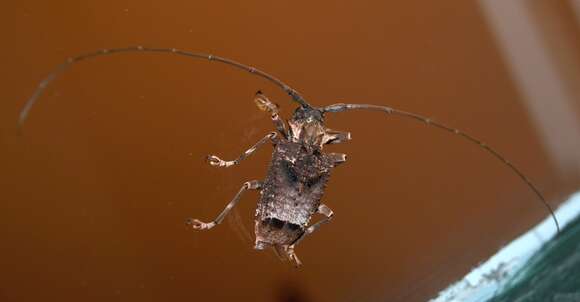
[288, 106, 335, 149]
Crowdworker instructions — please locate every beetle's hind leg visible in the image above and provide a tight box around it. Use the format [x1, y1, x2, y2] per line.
[271, 244, 303, 267]
[270, 244, 300, 266]
[286, 245, 303, 267]
[292, 204, 334, 247]
[284, 204, 334, 267]
[186, 180, 262, 230]
[254, 91, 288, 138]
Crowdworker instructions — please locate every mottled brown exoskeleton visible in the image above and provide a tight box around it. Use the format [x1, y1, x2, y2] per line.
[188, 92, 350, 266]
[18, 46, 560, 267]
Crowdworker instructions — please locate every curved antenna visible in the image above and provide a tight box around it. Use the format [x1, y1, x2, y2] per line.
[18, 46, 311, 127]
[322, 103, 560, 234]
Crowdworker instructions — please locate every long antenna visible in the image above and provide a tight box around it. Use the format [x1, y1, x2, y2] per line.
[18, 46, 311, 127]
[322, 103, 561, 234]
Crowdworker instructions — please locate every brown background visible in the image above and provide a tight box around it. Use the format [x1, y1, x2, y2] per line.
[1, 1, 579, 301]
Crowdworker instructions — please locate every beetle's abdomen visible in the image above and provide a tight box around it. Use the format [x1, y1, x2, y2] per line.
[256, 141, 334, 227]
[254, 217, 303, 247]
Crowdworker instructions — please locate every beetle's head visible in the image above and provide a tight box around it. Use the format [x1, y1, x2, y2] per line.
[288, 106, 326, 148]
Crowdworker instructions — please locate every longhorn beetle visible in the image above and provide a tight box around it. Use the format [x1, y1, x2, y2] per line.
[18, 46, 560, 267]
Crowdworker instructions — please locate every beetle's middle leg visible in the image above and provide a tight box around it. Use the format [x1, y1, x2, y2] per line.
[328, 153, 347, 166]
[207, 132, 276, 168]
[186, 180, 262, 230]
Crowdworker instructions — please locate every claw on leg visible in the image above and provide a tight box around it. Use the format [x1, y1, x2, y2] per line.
[185, 218, 216, 230]
[287, 245, 302, 267]
[254, 91, 288, 138]
[254, 91, 279, 114]
[186, 180, 261, 232]
[205, 133, 275, 168]
[206, 155, 234, 167]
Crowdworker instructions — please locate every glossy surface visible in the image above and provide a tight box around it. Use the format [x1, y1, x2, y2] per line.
[1, 1, 579, 301]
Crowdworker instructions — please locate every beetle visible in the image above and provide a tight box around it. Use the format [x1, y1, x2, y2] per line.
[18, 46, 560, 267]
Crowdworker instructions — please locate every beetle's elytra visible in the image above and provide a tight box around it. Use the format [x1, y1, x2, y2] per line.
[19, 46, 560, 267]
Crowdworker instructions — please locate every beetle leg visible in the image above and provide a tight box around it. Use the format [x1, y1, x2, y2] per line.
[281, 204, 334, 267]
[186, 180, 262, 230]
[323, 129, 351, 145]
[328, 153, 347, 166]
[286, 245, 302, 267]
[290, 204, 334, 248]
[254, 91, 288, 138]
[270, 112, 288, 139]
[207, 132, 276, 168]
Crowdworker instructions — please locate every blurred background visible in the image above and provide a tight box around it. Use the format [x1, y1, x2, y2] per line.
[1, 1, 579, 301]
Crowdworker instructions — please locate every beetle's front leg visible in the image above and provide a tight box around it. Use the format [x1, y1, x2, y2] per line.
[207, 132, 276, 168]
[254, 91, 288, 138]
[323, 129, 351, 145]
[186, 180, 262, 230]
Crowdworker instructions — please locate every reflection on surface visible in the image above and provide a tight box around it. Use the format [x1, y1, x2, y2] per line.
[433, 192, 580, 302]
[478, 0, 580, 176]
[1, 1, 579, 301]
